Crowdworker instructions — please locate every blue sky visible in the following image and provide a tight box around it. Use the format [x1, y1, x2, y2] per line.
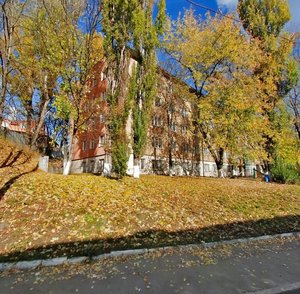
[165, 0, 300, 30]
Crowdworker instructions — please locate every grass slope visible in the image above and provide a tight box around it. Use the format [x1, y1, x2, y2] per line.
[0, 172, 299, 262]
[0, 136, 38, 196]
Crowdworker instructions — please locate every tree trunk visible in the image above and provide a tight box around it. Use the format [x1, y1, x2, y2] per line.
[0, 81, 7, 126]
[0, 2, 14, 126]
[133, 157, 140, 179]
[215, 148, 225, 178]
[30, 99, 50, 148]
[31, 74, 51, 148]
[63, 119, 76, 176]
[25, 103, 33, 146]
[168, 148, 173, 176]
[294, 122, 300, 141]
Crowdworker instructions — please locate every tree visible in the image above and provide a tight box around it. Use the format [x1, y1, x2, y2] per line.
[238, 0, 291, 41]
[40, 0, 103, 175]
[238, 0, 299, 170]
[101, 0, 166, 178]
[288, 86, 300, 140]
[163, 11, 266, 177]
[287, 34, 300, 140]
[10, 3, 61, 148]
[0, 0, 28, 125]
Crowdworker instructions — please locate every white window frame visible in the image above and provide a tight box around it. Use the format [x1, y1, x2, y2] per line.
[153, 116, 162, 127]
[90, 139, 96, 149]
[99, 135, 105, 147]
[170, 122, 176, 132]
[99, 114, 105, 123]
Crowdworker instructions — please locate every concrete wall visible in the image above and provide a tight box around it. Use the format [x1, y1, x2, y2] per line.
[71, 155, 106, 174]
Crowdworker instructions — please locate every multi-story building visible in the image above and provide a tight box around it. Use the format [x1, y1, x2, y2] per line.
[70, 59, 255, 177]
[71, 61, 109, 174]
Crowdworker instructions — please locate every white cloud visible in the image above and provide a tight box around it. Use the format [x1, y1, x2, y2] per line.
[216, 0, 238, 10]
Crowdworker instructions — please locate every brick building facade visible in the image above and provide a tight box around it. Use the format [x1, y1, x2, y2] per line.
[70, 60, 256, 177]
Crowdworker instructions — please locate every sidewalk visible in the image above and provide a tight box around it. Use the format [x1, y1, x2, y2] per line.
[0, 236, 299, 294]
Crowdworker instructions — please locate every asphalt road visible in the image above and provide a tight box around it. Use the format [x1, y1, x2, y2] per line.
[1, 236, 300, 294]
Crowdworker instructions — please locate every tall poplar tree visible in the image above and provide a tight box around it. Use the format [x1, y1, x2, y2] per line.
[101, 0, 166, 178]
[238, 0, 299, 170]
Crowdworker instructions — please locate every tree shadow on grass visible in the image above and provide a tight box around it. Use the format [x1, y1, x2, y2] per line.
[0, 215, 299, 263]
[0, 165, 38, 200]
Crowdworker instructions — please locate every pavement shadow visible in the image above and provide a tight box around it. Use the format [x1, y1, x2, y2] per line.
[0, 214, 299, 263]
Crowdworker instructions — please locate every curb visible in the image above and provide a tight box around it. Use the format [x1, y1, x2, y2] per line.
[1, 231, 299, 272]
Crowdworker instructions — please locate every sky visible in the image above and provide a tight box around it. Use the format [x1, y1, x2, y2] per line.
[165, 0, 300, 30]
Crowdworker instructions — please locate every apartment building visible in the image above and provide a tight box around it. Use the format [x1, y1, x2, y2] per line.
[70, 59, 255, 177]
[71, 61, 109, 174]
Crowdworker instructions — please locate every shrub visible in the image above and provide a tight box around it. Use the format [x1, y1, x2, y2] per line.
[271, 157, 300, 184]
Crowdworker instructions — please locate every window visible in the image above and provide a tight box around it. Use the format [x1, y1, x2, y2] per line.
[181, 125, 187, 134]
[152, 159, 163, 171]
[140, 158, 145, 170]
[99, 135, 105, 147]
[183, 143, 189, 153]
[213, 164, 217, 172]
[90, 139, 96, 149]
[99, 114, 105, 123]
[82, 141, 87, 151]
[181, 108, 188, 118]
[204, 164, 210, 172]
[100, 72, 106, 81]
[170, 122, 176, 132]
[101, 92, 107, 101]
[193, 146, 200, 154]
[153, 116, 162, 127]
[155, 97, 162, 107]
[152, 137, 162, 148]
[168, 105, 175, 114]
[92, 78, 97, 87]
[98, 159, 104, 173]
[171, 141, 177, 151]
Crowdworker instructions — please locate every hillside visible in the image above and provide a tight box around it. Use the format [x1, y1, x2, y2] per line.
[0, 172, 299, 262]
[0, 136, 38, 199]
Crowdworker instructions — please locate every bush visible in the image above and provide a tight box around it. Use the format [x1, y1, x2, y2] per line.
[271, 157, 300, 184]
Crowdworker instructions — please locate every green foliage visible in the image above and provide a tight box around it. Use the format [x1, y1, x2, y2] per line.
[272, 104, 300, 165]
[271, 157, 300, 184]
[238, 0, 291, 41]
[132, 52, 158, 160]
[163, 11, 267, 170]
[102, 0, 166, 171]
[53, 94, 72, 121]
[156, 0, 167, 36]
[238, 0, 297, 166]
[111, 141, 129, 178]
